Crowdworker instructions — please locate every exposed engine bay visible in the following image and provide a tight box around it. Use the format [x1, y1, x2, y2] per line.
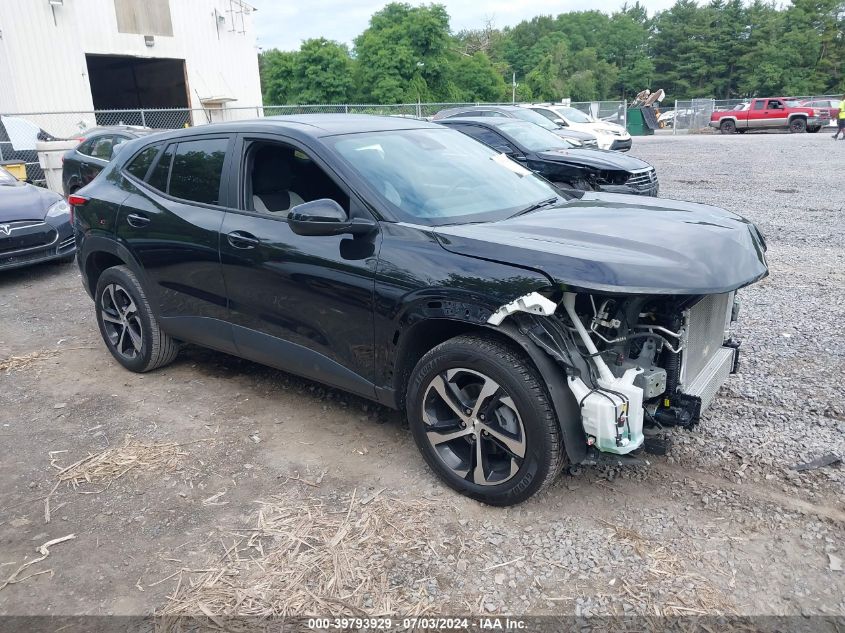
[489, 290, 741, 456]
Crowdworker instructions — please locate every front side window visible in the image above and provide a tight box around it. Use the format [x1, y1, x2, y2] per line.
[329, 127, 559, 225]
[168, 138, 228, 205]
[244, 141, 349, 215]
[125, 143, 162, 180]
[455, 125, 512, 151]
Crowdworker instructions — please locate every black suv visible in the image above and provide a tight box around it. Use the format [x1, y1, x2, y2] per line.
[72, 115, 768, 505]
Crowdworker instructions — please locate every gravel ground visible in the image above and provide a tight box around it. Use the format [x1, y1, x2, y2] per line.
[0, 132, 843, 622]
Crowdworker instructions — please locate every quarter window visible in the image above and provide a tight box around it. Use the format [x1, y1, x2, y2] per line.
[90, 136, 116, 160]
[125, 144, 161, 180]
[168, 138, 228, 205]
[147, 143, 175, 192]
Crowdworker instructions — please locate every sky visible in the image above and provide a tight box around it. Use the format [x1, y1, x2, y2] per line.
[249, 0, 679, 52]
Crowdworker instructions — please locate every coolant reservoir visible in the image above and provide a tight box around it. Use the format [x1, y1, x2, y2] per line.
[567, 368, 645, 455]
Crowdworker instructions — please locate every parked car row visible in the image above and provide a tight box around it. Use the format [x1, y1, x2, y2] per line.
[63, 114, 767, 505]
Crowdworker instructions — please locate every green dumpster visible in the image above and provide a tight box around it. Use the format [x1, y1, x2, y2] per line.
[626, 106, 659, 136]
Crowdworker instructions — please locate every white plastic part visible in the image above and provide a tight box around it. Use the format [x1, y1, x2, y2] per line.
[562, 291, 645, 454]
[562, 292, 614, 383]
[487, 292, 558, 326]
[568, 369, 645, 455]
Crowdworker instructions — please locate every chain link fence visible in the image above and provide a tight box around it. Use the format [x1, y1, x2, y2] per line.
[1, 100, 631, 186]
[666, 94, 842, 134]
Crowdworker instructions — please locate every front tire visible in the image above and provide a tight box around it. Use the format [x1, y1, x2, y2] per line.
[807, 126, 821, 133]
[720, 120, 736, 134]
[94, 265, 179, 373]
[406, 334, 565, 506]
[789, 118, 807, 133]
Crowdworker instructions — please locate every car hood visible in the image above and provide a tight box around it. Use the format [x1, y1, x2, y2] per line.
[433, 192, 768, 295]
[0, 182, 59, 222]
[552, 128, 595, 142]
[536, 149, 651, 172]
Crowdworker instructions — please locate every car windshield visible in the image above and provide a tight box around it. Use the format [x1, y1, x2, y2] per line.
[508, 108, 561, 131]
[497, 121, 574, 152]
[329, 128, 560, 225]
[553, 106, 593, 124]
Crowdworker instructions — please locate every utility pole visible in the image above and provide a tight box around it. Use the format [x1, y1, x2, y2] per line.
[512, 73, 518, 104]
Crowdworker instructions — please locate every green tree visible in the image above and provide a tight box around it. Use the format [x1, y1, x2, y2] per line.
[353, 3, 453, 103]
[449, 52, 509, 102]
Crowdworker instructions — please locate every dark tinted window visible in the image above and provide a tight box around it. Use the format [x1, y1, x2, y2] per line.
[458, 125, 512, 150]
[147, 143, 175, 192]
[77, 139, 96, 157]
[90, 136, 115, 160]
[168, 138, 228, 205]
[125, 144, 161, 180]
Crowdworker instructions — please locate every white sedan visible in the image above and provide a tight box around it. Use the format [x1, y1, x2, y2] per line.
[524, 104, 632, 151]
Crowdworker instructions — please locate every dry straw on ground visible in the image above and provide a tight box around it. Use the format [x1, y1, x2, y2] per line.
[158, 489, 439, 627]
[52, 436, 187, 490]
[0, 346, 92, 374]
[597, 519, 737, 620]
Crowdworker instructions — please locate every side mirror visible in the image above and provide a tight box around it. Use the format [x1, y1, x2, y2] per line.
[288, 199, 376, 237]
[554, 118, 568, 126]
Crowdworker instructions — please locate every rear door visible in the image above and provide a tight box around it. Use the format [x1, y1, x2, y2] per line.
[115, 135, 236, 352]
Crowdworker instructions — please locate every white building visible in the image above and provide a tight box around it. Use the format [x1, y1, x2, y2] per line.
[0, 0, 262, 129]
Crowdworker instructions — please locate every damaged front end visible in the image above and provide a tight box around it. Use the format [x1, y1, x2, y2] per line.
[487, 289, 742, 460]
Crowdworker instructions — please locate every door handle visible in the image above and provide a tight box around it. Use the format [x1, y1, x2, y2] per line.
[126, 212, 150, 227]
[227, 231, 260, 249]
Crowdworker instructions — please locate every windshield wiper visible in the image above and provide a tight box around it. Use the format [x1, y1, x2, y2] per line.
[509, 196, 560, 218]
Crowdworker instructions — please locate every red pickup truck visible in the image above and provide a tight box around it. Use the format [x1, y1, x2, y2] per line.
[709, 98, 829, 134]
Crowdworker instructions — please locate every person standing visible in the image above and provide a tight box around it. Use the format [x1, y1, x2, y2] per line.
[833, 97, 845, 139]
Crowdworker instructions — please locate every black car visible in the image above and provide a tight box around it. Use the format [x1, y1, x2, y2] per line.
[72, 115, 767, 506]
[0, 165, 75, 271]
[432, 105, 600, 149]
[62, 126, 156, 197]
[440, 117, 658, 196]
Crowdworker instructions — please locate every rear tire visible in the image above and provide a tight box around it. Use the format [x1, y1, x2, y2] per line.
[406, 334, 565, 506]
[789, 118, 807, 133]
[720, 119, 736, 134]
[94, 265, 179, 373]
[807, 126, 821, 133]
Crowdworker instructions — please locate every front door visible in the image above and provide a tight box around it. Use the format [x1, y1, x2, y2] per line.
[219, 135, 380, 397]
[116, 135, 235, 351]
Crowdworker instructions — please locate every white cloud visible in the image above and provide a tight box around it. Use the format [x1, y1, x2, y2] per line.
[251, 0, 678, 52]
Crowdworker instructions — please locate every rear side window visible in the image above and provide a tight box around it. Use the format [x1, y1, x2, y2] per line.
[168, 138, 228, 205]
[125, 144, 161, 180]
[147, 143, 175, 192]
[90, 136, 115, 160]
[753, 101, 766, 110]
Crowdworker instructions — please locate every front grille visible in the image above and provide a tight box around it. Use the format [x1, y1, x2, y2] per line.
[0, 221, 57, 255]
[626, 168, 658, 191]
[681, 293, 732, 388]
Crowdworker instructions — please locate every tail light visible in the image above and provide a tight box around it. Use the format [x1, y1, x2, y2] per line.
[67, 194, 88, 225]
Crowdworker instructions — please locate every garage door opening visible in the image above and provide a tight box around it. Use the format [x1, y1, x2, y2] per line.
[85, 54, 191, 127]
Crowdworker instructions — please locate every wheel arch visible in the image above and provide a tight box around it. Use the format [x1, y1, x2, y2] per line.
[390, 314, 586, 466]
[80, 235, 156, 307]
